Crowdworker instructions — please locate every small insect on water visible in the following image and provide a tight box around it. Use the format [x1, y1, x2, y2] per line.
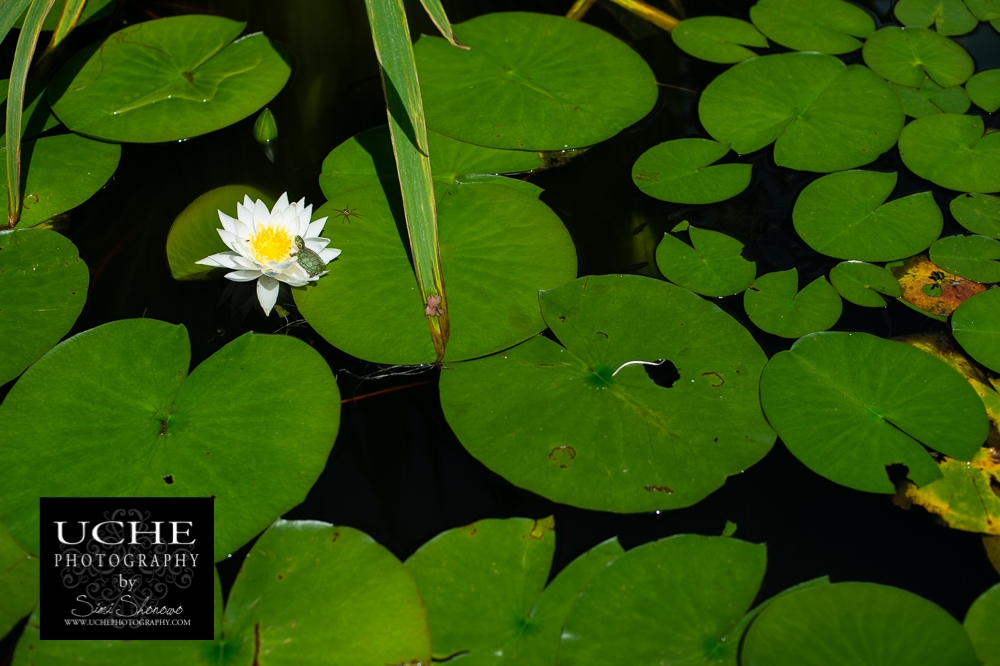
[335, 204, 362, 224]
[291, 235, 327, 277]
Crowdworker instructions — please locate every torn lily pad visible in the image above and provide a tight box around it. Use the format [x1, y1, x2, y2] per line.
[951, 193, 1000, 239]
[744, 269, 842, 338]
[862, 27, 975, 88]
[829, 261, 901, 307]
[632, 139, 752, 205]
[671, 16, 768, 63]
[655, 226, 756, 297]
[749, 0, 874, 54]
[889, 254, 985, 317]
[929, 235, 1000, 283]
[439, 275, 775, 513]
[898, 114, 1000, 193]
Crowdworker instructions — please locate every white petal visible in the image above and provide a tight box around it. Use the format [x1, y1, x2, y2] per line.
[236, 202, 254, 226]
[319, 247, 342, 263]
[297, 210, 310, 236]
[295, 197, 307, 213]
[234, 220, 253, 242]
[276, 272, 309, 287]
[196, 251, 241, 269]
[225, 270, 263, 282]
[253, 199, 271, 229]
[242, 194, 254, 209]
[257, 275, 279, 315]
[217, 228, 239, 251]
[284, 263, 310, 281]
[272, 192, 289, 215]
[305, 237, 329, 252]
[218, 211, 236, 234]
[306, 217, 328, 238]
[232, 254, 259, 270]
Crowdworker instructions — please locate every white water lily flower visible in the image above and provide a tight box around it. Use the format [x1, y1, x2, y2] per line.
[196, 192, 340, 315]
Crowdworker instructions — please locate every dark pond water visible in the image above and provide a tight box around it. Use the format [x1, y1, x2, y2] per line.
[2, 0, 998, 659]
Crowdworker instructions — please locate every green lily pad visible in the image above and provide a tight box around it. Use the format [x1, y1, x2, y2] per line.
[899, 114, 1000, 193]
[559, 534, 766, 666]
[4, 133, 120, 228]
[655, 226, 756, 297]
[967, 69, 1000, 112]
[894, 0, 979, 35]
[929, 234, 1000, 282]
[0, 80, 61, 141]
[742, 582, 981, 666]
[951, 193, 1000, 238]
[890, 79, 971, 118]
[965, 0, 1000, 19]
[0, 320, 340, 560]
[863, 27, 975, 88]
[0, 522, 38, 640]
[829, 261, 902, 307]
[48, 15, 291, 143]
[632, 139, 752, 205]
[671, 16, 768, 64]
[760, 331, 988, 493]
[749, 0, 875, 54]
[699, 53, 903, 172]
[439, 275, 775, 513]
[0, 228, 88, 387]
[965, 583, 1000, 666]
[953, 288, 1000, 372]
[405, 517, 623, 665]
[900, 447, 1000, 534]
[744, 269, 842, 338]
[296, 178, 576, 365]
[166, 185, 276, 280]
[792, 171, 943, 261]
[414, 12, 657, 150]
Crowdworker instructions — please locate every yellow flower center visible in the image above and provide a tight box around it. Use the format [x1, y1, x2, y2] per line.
[250, 224, 292, 262]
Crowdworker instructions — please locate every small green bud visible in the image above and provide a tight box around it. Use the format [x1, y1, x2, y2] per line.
[253, 108, 278, 145]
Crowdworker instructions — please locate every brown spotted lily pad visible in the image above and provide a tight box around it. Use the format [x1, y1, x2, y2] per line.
[889, 254, 985, 316]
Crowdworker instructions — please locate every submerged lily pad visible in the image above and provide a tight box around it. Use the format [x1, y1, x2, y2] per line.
[699, 53, 903, 172]
[559, 535, 766, 666]
[749, 0, 874, 54]
[951, 193, 1000, 238]
[414, 12, 657, 150]
[671, 16, 768, 63]
[439, 275, 775, 513]
[166, 185, 276, 280]
[742, 583, 981, 666]
[894, 0, 979, 35]
[929, 235, 1000, 283]
[406, 517, 623, 665]
[655, 226, 756, 296]
[632, 139, 752, 205]
[4, 133, 120, 228]
[965, 583, 1000, 666]
[829, 261, 902, 307]
[0, 522, 38, 640]
[744, 269, 842, 338]
[0, 320, 340, 560]
[898, 114, 1000, 193]
[889, 254, 985, 316]
[890, 79, 971, 117]
[953, 288, 1000, 373]
[0, 229, 88, 387]
[760, 331, 988, 493]
[863, 27, 975, 88]
[792, 171, 942, 261]
[967, 69, 1000, 112]
[48, 15, 291, 143]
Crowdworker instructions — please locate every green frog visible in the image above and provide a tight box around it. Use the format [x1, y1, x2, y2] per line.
[290, 236, 327, 277]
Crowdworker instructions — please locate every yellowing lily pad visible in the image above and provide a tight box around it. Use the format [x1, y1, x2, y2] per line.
[749, 0, 875, 54]
[829, 261, 901, 307]
[899, 447, 1000, 534]
[930, 235, 1000, 283]
[889, 254, 986, 316]
[699, 53, 903, 172]
[890, 79, 971, 118]
[967, 69, 1000, 112]
[894, 0, 979, 35]
[632, 139, 751, 205]
[671, 16, 768, 63]
[898, 113, 1000, 193]
[655, 226, 756, 297]
[951, 193, 1000, 239]
[863, 27, 975, 88]
[744, 269, 842, 338]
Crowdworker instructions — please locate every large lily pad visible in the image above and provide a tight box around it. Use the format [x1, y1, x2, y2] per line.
[965, 583, 1000, 666]
[863, 27, 975, 88]
[744, 269, 842, 338]
[655, 226, 756, 297]
[792, 171, 942, 261]
[405, 517, 623, 665]
[760, 331, 988, 493]
[296, 180, 575, 364]
[929, 234, 1000, 283]
[699, 53, 903, 172]
[632, 139, 752, 205]
[671, 16, 768, 64]
[48, 15, 291, 143]
[0, 320, 340, 560]
[742, 582, 981, 665]
[0, 522, 38, 640]
[559, 534, 766, 666]
[953, 288, 1000, 373]
[898, 114, 1000, 193]
[749, 0, 874, 54]
[414, 12, 657, 151]
[0, 228, 88, 387]
[967, 69, 1000, 112]
[890, 79, 971, 118]
[439, 275, 775, 513]
[894, 0, 979, 35]
[966, 0, 1000, 19]
[4, 133, 120, 228]
[829, 261, 901, 307]
[951, 193, 1000, 238]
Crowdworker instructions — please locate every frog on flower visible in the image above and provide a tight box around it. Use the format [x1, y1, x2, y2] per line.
[196, 193, 340, 315]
